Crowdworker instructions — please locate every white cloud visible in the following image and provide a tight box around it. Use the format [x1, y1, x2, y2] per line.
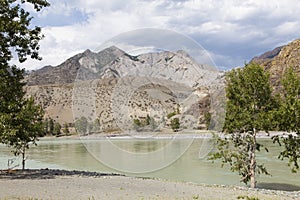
[276, 21, 300, 36]
[14, 0, 300, 70]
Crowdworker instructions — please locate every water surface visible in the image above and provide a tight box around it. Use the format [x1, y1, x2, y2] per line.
[0, 137, 299, 190]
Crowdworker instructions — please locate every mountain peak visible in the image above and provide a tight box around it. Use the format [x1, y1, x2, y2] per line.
[251, 46, 283, 64]
[106, 45, 122, 51]
[27, 45, 215, 86]
[97, 46, 125, 55]
[83, 49, 93, 55]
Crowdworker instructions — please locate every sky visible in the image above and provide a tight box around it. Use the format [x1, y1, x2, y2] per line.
[16, 0, 300, 71]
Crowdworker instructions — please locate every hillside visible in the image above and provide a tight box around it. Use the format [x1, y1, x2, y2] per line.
[31, 38, 299, 134]
[251, 39, 300, 88]
[25, 46, 223, 133]
[26, 46, 125, 86]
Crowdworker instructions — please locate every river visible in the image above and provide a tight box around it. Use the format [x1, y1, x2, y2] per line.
[0, 136, 299, 190]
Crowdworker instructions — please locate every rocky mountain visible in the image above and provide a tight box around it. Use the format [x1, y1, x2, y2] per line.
[252, 46, 283, 64]
[27, 46, 218, 88]
[251, 39, 300, 88]
[25, 46, 224, 133]
[27, 46, 125, 86]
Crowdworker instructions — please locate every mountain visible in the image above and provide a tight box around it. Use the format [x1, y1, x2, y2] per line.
[27, 46, 125, 86]
[27, 46, 218, 88]
[251, 46, 283, 65]
[25, 46, 223, 133]
[251, 39, 300, 88]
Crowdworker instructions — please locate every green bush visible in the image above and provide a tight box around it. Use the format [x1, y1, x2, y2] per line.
[171, 118, 180, 132]
[167, 111, 176, 119]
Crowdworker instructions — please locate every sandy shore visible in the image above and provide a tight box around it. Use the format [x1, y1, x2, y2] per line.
[0, 169, 299, 200]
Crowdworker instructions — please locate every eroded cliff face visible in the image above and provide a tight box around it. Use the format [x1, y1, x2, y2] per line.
[25, 46, 223, 132]
[252, 39, 300, 89]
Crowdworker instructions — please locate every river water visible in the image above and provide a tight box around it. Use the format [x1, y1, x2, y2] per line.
[0, 136, 299, 190]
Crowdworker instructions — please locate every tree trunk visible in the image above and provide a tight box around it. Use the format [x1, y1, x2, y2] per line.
[22, 146, 25, 170]
[250, 128, 256, 188]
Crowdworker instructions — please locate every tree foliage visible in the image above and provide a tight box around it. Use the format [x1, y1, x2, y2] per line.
[167, 111, 176, 119]
[49, 118, 54, 134]
[91, 118, 100, 133]
[0, 97, 44, 169]
[53, 122, 61, 136]
[0, 0, 49, 169]
[204, 111, 211, 130]
[75, 117, 88, 135]
[273, 67, 300, 172]
[209, 63, 274, 188]
[63, 123, 70, 136]
[0, 0, 50, 65]
[170, 117, 180, 132]
[223, 63, 275, 133]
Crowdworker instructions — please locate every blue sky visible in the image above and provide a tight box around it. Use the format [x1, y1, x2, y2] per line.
[17, 0, 300, 70]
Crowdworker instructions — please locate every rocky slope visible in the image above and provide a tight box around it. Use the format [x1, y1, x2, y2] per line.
[25, 46, 224, 133]
[252, 39, 300, 88]
[26, 46, 125, 86]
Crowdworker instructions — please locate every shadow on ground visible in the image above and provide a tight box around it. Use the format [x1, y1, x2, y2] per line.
[257, 182, 300, 191]
[0, 169, 122, 180]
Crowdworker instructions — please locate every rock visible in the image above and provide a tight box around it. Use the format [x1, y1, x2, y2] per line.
[251, 39, 300, 90]
[25, 46, 224, 132]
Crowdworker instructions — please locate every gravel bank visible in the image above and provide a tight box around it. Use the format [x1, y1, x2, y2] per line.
[0, 169, 299, 200]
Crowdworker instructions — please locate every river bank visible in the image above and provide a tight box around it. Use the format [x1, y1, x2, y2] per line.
[0, 169, 299, 200]
[39, 130, 288, 141]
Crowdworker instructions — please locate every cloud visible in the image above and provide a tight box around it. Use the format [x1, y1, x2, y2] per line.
[14, 0, 300, 70]
[97, 28, 215, 68]
[276, 21, 300, 36]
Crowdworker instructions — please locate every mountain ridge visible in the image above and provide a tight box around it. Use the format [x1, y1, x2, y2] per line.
[27, 46, 219, 89]
[25, 46, 220, 132]
[27, 46, 125, 85]
[251, 39, 300, 88]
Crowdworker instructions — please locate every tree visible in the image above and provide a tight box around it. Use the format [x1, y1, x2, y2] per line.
[63, 123, 70, 136]
[145, 114, 151, 126]
[0, 0, 50, 114]
[273, 67, 300, 172]
[209, 63, 275, 188]
[0, 0, 50, 66]
[92, 118, 101, 133]
[75, 117, 88, 135]
[0, 0, 49, 169]
[133, 118, 142, 131]
[53, 122, 61, 136]
[1, 97, 44, 170]
[170, 118, 180, 132]
[49, 118, 54, 134]
[204, 111, 211, 130]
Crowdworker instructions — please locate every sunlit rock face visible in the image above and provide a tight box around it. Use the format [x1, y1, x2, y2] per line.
[25, 46, 224, 132]
[252, 39, 300, 90]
